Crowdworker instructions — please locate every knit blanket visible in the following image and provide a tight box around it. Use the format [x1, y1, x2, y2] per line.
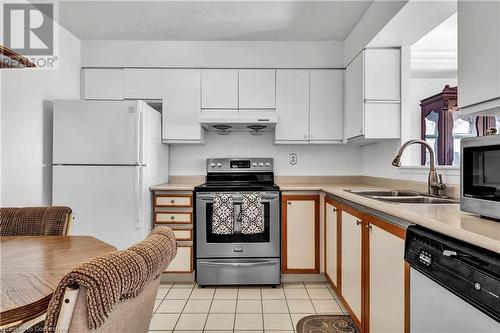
[43, 226, 177, 332]
[0, 206, 72, 236]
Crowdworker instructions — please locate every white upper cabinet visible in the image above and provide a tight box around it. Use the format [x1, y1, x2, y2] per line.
[458, 1, 500, 115]
[82, 69, 124, 100]
[344, 48, 401, 143]
[123, 69, 163, 99]
[238, 69, 276, 109]
[364, 49, 401, 101]
[275, 70, 310, 143]
[162, 69, 205, 144]
[310, 70, 344, 143]
[201, 69, 238, 109]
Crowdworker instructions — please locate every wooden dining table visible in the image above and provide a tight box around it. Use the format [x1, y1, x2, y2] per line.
[0, 236, 116, 327]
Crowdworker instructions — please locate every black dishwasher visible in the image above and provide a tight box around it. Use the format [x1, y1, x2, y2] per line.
[404, 225, 500, 332]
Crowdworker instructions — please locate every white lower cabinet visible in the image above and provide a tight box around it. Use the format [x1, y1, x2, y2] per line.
[282, 196, 319, 272]
[325, 199, 339, 288]
[341, 210, 363, 324]
[162, 69, 205, 143]
[368, 223, 406, 333]
[165, 246, 192, 272]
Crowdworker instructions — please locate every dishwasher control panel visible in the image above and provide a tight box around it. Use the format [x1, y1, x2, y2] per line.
[405, 225, 500, 323]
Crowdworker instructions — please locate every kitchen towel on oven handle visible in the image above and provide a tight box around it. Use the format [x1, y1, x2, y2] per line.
[212, 193, 234, 234]
[241, 193, 264, 234]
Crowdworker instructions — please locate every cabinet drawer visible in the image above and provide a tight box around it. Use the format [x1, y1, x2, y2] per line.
[156, 212, 192, 224]
[165, 246, 192, 272]
[172, 229, 192, 241]
[155, 195, 192, 207]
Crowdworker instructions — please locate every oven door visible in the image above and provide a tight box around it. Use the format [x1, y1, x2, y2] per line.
[196, 191, 280, 258]
[461, 135, 500, 219]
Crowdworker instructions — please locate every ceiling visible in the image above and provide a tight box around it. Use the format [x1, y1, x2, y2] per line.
[58, 1, 373, 41]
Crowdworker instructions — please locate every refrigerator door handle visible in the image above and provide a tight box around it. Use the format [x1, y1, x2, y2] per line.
[134, 166, 142, 229]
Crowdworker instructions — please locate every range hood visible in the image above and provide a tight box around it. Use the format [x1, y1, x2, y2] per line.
[199, 110, 277, 134]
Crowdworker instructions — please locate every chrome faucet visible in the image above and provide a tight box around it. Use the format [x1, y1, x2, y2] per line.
[392, 140, 446, 196]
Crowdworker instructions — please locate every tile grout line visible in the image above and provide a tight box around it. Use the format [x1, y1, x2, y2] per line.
[172, 283, 196, 331]
[201, 285, 215, 332]
[260, 287, 265, 332]
[283, 283, 297, 332]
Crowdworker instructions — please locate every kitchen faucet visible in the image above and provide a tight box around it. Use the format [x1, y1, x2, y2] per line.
[392, 140, 446, 196]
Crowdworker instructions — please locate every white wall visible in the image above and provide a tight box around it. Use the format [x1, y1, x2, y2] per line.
[170, 131, 361, 176]
[1, 27, 81, 206]
[82, 41, 345, 68]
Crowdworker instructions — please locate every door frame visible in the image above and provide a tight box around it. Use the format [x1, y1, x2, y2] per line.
[281, 195, 320, 273]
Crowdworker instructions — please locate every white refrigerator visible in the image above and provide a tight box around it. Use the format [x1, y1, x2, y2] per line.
[52, 100, 169, 249]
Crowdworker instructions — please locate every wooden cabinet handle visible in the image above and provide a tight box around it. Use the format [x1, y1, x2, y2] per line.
[356, 220, 362, 226]
[332, 207, 337, 212]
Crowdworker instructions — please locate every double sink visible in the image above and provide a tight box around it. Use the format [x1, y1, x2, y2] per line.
[346, 189, 459, 204]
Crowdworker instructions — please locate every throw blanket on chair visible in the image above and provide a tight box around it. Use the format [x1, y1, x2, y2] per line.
[0, 206, 72, 236]
[43, 226, 177, 332]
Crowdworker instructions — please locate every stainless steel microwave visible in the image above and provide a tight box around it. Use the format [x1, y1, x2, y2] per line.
[461, 135, 500, 220]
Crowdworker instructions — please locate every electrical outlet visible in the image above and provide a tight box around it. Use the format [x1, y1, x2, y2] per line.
[289, 153, 297, 165]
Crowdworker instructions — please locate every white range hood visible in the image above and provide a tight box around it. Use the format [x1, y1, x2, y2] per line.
[198, 110, 277, 134]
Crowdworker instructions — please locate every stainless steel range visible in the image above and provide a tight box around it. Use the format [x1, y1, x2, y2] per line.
[195, 158, 280, 286]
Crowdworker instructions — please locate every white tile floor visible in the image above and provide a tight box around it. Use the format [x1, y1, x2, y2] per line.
[150, 281, 347, 333]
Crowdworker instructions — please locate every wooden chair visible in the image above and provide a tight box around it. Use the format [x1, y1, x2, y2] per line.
[0, 206, 73, 236]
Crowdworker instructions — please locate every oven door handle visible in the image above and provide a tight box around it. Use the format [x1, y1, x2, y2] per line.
[198, 260, 277, 267]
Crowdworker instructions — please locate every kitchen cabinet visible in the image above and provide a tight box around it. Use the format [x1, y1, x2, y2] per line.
[152, 191, 194, 275]
[275, 70, 310, 143]
[458, 1, 500, 115]
[239, 69, 276, 109]
[201, 69, 238, 109]
[344, 48, 401, 143]
[82, 68, 124, 100]
[162, 69, 205, 144]
[324, 197, 340, 290]
[340, 207, 364, 327]
[281, 195, 319, 273]
[310, 70, 344, 143]
[366, 215, 407, 333]
[123, 69, 162, 99]
[333, 204, 409, 333]
[276, 69, 344, 144]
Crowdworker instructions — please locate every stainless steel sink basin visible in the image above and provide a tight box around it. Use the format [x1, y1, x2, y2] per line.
[372, 196, 458, 204]
[347, 190, 419, 197]
[345, 189, 459, 204]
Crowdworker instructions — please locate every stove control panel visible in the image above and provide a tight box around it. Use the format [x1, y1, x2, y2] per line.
[207, 158, 274, 172]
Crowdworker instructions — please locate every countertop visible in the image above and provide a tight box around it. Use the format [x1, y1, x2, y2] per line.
[151, 181, 500, 254]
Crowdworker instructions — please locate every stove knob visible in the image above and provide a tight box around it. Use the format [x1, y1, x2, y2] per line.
[258, 162, 264, 167]
[265, 162, 271, 167]
[216, 162, 223, 168]
[210, 163, 216, 168]
[252, 162, 258, 167]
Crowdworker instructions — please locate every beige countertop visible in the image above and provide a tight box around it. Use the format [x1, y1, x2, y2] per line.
[151, 180, 500, 254]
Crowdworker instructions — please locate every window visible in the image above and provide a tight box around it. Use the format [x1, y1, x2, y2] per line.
[420, 85, 498, 166]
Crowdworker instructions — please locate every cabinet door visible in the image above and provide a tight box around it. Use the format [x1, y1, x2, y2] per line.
[82, 69, 124, 100]
[345, 54, 364, 139]
[458, 1, 500, 112]
[325, 200, 339, 288]
[364, 48, 401, 101]
[165, 246, 193, 272]
[239, 69, 276, 109]
[201, 69, 238, 109]
[124, 69, 162, 99]
[364, 102, 400, 139]
[162, 69, 204, 143]
[275, 70, 310, 143]
[368, 222, 406, 333]
[282, 196, 319, 273]
[341, 210, 363, 323]
[310, 70, 344, 142]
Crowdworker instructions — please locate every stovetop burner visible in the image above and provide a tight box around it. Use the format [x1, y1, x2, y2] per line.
[194, 158, 279, 192]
